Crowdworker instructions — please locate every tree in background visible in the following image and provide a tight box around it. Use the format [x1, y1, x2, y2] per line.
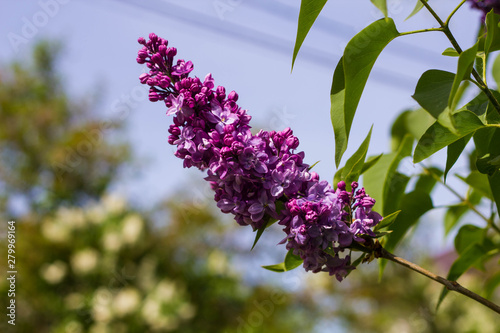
[0, 40, 129, 216]
[0, 43, 321, 333]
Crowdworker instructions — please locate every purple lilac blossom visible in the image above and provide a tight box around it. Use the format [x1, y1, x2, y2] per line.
[137, 33, 383, 280]
[468, 0, 500, 19]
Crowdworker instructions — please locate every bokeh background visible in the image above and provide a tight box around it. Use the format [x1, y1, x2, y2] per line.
[0, 1, 499, 332]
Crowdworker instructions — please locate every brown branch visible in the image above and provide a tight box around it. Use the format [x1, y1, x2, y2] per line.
[374, 245, 500, 315]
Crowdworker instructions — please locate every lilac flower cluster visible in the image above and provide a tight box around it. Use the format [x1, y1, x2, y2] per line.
[137, 33, 382, 280]
[468, 0, 500, 18]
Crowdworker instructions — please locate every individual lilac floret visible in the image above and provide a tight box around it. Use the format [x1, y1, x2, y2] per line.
[137, 33, 383, 281]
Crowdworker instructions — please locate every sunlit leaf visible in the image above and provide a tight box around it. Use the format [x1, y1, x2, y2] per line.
[363, 135, 412, 215]
[284, 249, 303, 271]
[492, 52, 500, 89]
[374, 210, 401, 231]
[292, 0, 329, 69]
[406, 0, 425, 20]
[448, 42, 478, 108]
[341, 126, 373, 187]
[370, 0, 387, 18]
[485, 11, 500, 55]
[442, 47, 459, 57]
[331, 18, 400, 166]
[262, 262, 285, 273]
[414, 110, 486, 163]
[360, 153, 383, 174]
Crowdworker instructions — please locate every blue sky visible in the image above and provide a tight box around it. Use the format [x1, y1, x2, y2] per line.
[1, 1, 483, 235]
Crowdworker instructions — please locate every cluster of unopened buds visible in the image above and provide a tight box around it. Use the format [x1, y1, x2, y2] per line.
[137, 33, 383, 281]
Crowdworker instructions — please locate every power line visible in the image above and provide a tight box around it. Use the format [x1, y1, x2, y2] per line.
[112, 0, 423, 90]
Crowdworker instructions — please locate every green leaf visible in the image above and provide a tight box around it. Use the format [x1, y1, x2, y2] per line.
[492, 52, 500, 89]
[331, 18, 400, 166]
[442, 47, 459, 57]
[292, 0, 328, 69]
[474, 127, 496, 157]
[374, 210, 401, 231]
[363, 135, 412, 215]
[412, 70, 455, 118]
[251, 219, 277, 251]
[414, 110, 487, 163]
[379, 190, 433, 276]
[454, 224, 484, 254]
[383, 190, 433, 253]
[485, 11, 500, 55]
[383, 172, 410, 215]
[445, 133, 472, 181]
[444, 203, 469, 235]
[415, 167, 442, 194]
[333, 166, 343, 187]
[382, 136, 413, 215]
[448, 43, 478, 108]
[370, 0, 387, 18]
[284, 250, 303, 271]
[262, 249, 304, 273]
[437, 244, 486, 309]
[360, 153, 383, 174]
[262, 262, 285, 273]
[341, 126, 373, 186]
[489, 172, 500, 215]
[485, 272, 500, 299]
[405, 109, 436, 140]
[457, 171, 494, 200]
[406, 0, 425, 20]
[331, 58, 347, 167]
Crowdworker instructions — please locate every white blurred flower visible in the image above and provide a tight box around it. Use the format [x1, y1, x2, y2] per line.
[40, 260, 67, 284]
[102, 194, 126, 215]
[86, 203, 107, 225]
[65, 292, 85, 310]
[92, 288, 113, 323]
[178, 302, 196, 320]
[71, 248, 99, 275]
[41, 219, 71, 243]
[102, 231, 122, 252]
[207, 250, 228, 275]
[141, 298, 180, 331]
[121, 214, 143, 244]
[64, 320, 83, 333]
[141, 298, 161, 323]
[57, 206, 86, 229]
[155, 279, 178, 302]
[89, 323, 110, 333]
[113, 288, 141, 317]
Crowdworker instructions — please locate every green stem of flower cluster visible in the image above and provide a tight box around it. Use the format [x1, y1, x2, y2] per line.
[419, 0, 500, 114]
